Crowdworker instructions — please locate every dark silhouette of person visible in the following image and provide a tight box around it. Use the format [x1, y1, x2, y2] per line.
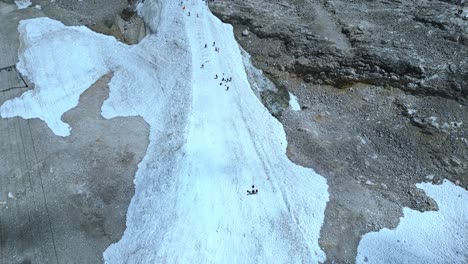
[247, 185, 258, 195]
[226, 86, 229, 91]
[215, 74, 218, 79]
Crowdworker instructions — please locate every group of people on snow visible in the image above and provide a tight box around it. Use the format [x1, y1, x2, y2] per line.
[247, 185, 259, 195]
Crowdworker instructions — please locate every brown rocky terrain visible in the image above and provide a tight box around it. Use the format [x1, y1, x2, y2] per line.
[210, 0, 468, 263]
[211, 0, 468, 99]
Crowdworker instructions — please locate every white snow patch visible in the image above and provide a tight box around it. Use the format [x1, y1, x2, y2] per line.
[358, 135, 367, 144]
[357, 180, 468, 264]
[8, 192, 15, 199]
[0, 18, 126, 136]
[427, 116, 439, 128]
[34, 5, 41, 10]
[289, 92, 301, 111]
[14, 0, 31, 9]
[407, 108, 417, 115]
[1, 0, 329, 263]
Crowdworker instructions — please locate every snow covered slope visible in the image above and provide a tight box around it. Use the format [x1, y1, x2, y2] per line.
[357, 180, 468, 264]
[0, 0, 328, 263]
[1, 0, 329, 263]
[105, 1, 329, 262]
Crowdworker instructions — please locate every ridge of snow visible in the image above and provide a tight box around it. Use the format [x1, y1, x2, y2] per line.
[356, 180, 468, 264]
[1, 0, 329, 263]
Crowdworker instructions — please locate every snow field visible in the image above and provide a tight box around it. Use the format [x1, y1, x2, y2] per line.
[3, 1, 466, 263]
[357, 180, 468, 264]
[1, 0, 330, 263]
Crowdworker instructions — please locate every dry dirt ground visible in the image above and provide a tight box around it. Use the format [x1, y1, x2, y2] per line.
[0, 2, 149, 263]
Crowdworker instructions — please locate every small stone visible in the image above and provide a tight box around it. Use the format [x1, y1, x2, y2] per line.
[449, 156, 461, 167]
[460, 33, 468, 45]
[318, 111, 330, 117]
[242, 29, 250, 36]
[425, 174, 434, 181]
[297, 127, 312, 133]
[365, 180, 375, 186]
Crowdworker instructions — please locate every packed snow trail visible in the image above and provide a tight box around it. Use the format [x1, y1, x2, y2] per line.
[0, 0, 329, 263]
[357, 180, 468, 264]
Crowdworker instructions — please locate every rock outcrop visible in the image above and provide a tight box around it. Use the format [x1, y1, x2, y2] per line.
[210, 0, 468, 263]
[210, 0, 468, 100]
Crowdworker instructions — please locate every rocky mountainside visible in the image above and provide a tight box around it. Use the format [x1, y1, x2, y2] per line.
[210, 0, 468, 263]
[1, 0, 466, 263]
[211, 0, 468, 99]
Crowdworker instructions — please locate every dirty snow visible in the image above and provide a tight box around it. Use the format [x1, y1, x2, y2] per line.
[288, 92, 301, 111]
[357, 180, 468, 264]
[0, 18, 119, 136]
[14, 0, 31, 9]
[1, 0, 329, 263]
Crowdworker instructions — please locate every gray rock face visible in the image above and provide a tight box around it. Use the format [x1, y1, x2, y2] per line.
[210, 0, 468, 100]
[210, 0, 468, 263]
